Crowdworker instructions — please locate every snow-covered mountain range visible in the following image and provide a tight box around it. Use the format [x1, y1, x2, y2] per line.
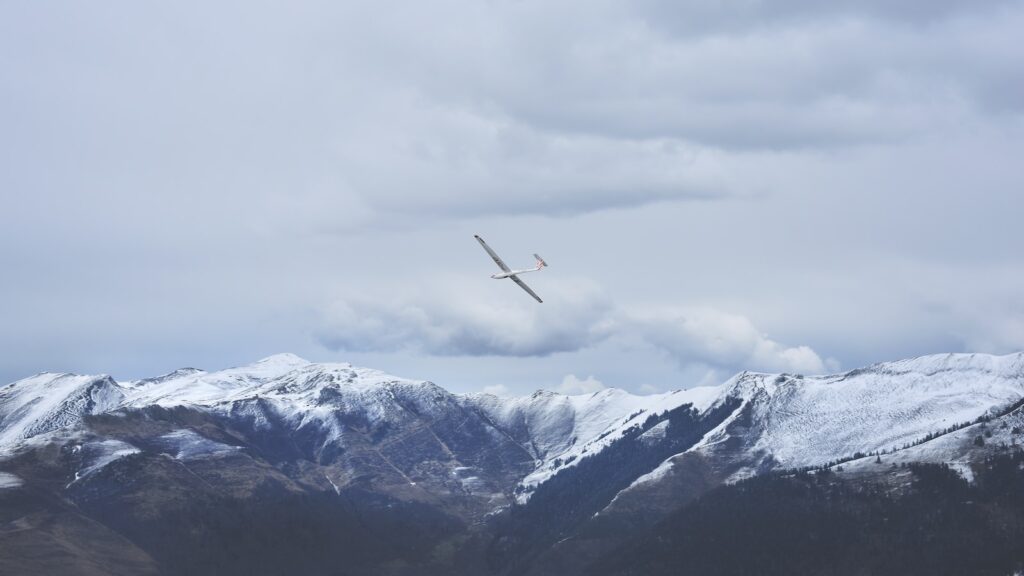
[2, 352, 1022, 508]
[2, 351, 1024, 575]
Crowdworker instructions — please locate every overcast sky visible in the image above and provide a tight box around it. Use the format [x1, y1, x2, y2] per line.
[2, 1, 1022, 394]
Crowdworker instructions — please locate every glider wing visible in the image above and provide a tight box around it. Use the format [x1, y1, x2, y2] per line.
[475, 235, 510, 272]
[510, 275, 543, 303]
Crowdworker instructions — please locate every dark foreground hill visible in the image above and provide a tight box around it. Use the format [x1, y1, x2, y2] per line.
[587, 451, 1024, 576]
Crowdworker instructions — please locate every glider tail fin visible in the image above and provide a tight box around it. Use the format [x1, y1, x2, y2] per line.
[534, 254, 548, 269]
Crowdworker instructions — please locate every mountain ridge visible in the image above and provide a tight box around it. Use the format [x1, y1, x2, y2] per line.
[3, 351, 1024, 488]
[2, 351, 1024, 575]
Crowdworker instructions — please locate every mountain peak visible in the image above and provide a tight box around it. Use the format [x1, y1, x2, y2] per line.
[255, 353, 310, 366]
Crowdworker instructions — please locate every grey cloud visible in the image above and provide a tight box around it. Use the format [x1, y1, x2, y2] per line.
[620, 307, 829, 374]
[350, 1, 1024, 153]
[316, 282, 614, 357]
[944, 294, 1024, 356]
[633, 0, 1020, 36]
[479, 14, 1021, 149]
[317, 286, 828, 375]
[3, 0, 1018, 237]
[0, 1, 737, 230]
[330, 107, 730, 219]
[557, 374, 607, 395]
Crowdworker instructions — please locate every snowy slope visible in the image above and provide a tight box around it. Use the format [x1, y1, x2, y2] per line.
[0, 372, 123, 450]
[122, 354, 447, 414]
[702, 352, 1024, 480]
[601, 351, 1024, 509]
[114, 354, 469, 442]
[0, 354, 541, 501]
[466, 385, 724, 495]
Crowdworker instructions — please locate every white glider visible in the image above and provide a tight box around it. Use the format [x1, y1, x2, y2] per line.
[474, 235, 547, 303]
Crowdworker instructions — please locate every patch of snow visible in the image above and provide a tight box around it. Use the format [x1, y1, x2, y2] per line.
[948, 461, 975, 483]
[632, 456, 676, 487]
[324, 472, 342, 495]
[0, 471, 23, 489]
[459, 476, 488, 493]
[157, 430, 239, 460]
[638, 420, 670, 444]
[76, 439, 140, 480]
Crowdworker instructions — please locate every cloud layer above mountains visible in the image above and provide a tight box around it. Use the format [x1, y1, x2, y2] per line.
[318, 281, 828, 376]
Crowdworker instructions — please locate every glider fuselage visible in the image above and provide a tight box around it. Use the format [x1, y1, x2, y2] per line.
[491, 267, 542, 279]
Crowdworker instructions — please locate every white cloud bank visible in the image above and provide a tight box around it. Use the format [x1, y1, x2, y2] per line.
[317, 283, 614, 357]
[481, 384, 512, 397]
[620, 307, 827, 374]
[558, 374, 607, 395]
[317, 283, 828, 376]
